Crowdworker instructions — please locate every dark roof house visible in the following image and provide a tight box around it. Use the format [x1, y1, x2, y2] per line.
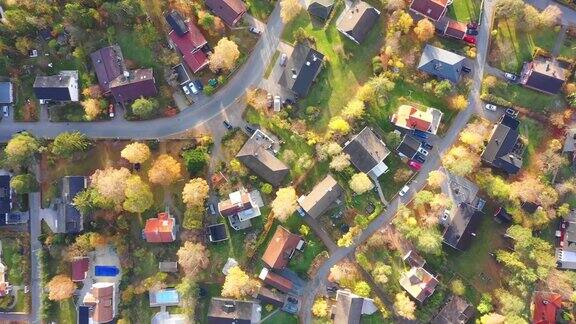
[331, 289, 378, 324]
[205, 0, 247, 26]
[165, 11, 189, 36]
[431, 295, 475, 324]
[90, 45, 125, 94]
[71, 257, 90, 282]
[207, 223, 229, 243]
[520, 59, 567, 94]
[0, 81, 13, 104]
[336, 1, 380, 44]
[261, 226, 304, 269]
[556, 211, 576, 270]
[0, 175, 12, 218]
[396, 134, 423, 160]
[481, 114, 523, 174]
[168, 20, 210, 73]
[306, 0, 335, 21]
[59, 176, 87, 234]
[236, 130, 289, 186]
[254, 286, 285, 308]
[207, 298, 261, 324]
[33, 71, 79, 102]
[343, 127, 390, 179]
[418, 44, 466, 83]
[297, 174, 342, 218]
[278, 44, 324, 98]
[409, 0, 449, 21]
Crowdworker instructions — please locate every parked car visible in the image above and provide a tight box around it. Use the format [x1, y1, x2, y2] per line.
[505, 108, 519, 117]
[108, 104, 114, 118]
[266, 93, 274, 109]
[485, 103, 497, 111]
[399, 185, 410, 197]
[2, 106, 9, 118]
[192, 79, 203, 90]
[462, 66, 471, 73]
[417, 147, 429, 156]
[504, 73, 518, 82]
[463, 35, 476, 45]
[273, 95, 281, 111]
[412, 129, 429, 140]
[421, 142, 433, 150]
[245, 124, 257, 134]
[466, 28, 479, 36]
[223, 120, 233, 130]
[467, 21, 479, 29]
[414, 154, 426, 163]
[208, 204, 216, 215]
[189, 82, 199, 95]
[282, 98, 294, 107]
[182, 85, 190, 95]
[279, 53, 288, 67]
[248, 26, 261, 34]
[408, 160, 422, 171]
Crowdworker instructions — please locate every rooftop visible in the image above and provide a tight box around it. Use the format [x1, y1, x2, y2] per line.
[297, 174, 342, 219]
[399, 266, 439, 303]
[521, 59, 568, 94]
[169, 21, 209, 73]
[331, 289, 378, 324]
[83, 282, 115, 324]
[336, 1, 380, 44]
[343, 127, 390, 175]
[278, 43, 324, 97]
[431, 295, 475, 324]
[418, 44, 466, 83]
[409, 0, 449, 21]
[207, 298, 261, 323]
[0, 81, 13, 104]
[481, 114, 523, 174]
[143, 212, 176, 243]
[90, 45, 126, 94]
[236, 130, 289, 186]
[262, 226, 303, 269]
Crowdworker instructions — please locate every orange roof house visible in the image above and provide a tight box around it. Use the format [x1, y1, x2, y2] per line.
[532, 291, 562, 324]
[262, 226, 304, 269]
[391, 105, 433, 132]
[143, 212, 177, 243]
[83, 282, 116, 323]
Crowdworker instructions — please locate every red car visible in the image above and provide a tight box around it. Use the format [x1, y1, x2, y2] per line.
[463, 35, 476, 46]
[408, 160, 422, 171]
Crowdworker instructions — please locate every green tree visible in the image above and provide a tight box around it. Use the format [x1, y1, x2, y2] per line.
[5, 132, 40, 166]
[52, 131, 91, 158]
[123, 175, 153, 213]
[183, 206, 203, 230]
[10, 174, 38, 194]
[353, 281, 371, 297]
[182, 147, 208, 175]
[260, 183, 273, 195]
[434, 80, 453, 96]
[131, 98, 159, 119]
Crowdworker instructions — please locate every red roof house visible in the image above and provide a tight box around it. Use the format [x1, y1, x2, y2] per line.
[409, 0, 448, 21]
[71, 257, 90, 282]
[205, 0, 247, 26]
[443, 19, 467, 40]
[169, 21, 209, 73]
[259, 268, 294, 293]
[143, 212, 177, 243]
[532, 291, 562, 324]
[83, 282, 116, 323]
[261, 226, 304, 269]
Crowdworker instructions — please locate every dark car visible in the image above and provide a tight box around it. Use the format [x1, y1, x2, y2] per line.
[282, 98, 294, 107]
[466, 28, 479, 36]
[505, 108, 519, 117]
[414, 154, 426, 163]
[412, 129, 429, 140]
[462, 66, 472, 73]
[421, 142, 433, 150]
[245, 125, 257, 134]
[467, 22, 479, 29]
[223, 120, 233, 130]
[192, 79, 203, 91]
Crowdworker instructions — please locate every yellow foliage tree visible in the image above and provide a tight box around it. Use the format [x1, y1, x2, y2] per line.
[221, 266, 260, 299]
[177, 241, 210, 277]
[280, 0, 302, 23]
[182, 178, 210, 208]
[427, 170, 445, 188]
[312, 298, 329, 318]
[82, 98, 103, 121]
[209, 37, 240, 72]
[47, 275, 76, 301]
[449, 94, 468, 111]
[413, 18, 435, 41]
[328, 116, 351, 135]
[349, 172, 374, 194]
[148, 154, 182, 186]
[121, 142, 151, 164]
[90, 167, 131, 205]
[271, 186, 298, 222]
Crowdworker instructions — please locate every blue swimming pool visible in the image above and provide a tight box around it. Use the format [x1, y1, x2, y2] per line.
[94, 266, 119, 277]
[155, 289, 180, 304]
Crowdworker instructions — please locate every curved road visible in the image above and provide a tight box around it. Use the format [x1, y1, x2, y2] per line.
[0, 6, 284, 142]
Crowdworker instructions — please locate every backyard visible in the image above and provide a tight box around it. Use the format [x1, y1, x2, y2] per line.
[482, 78, 564, 113]
[447, 0, 481, 22]
[0, 233, 30, 313]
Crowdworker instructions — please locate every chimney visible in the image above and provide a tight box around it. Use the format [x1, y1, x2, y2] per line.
[223, 302, 236, 313]
[123, 71, 130, 79]
[305, 61, 311, 66]
[546, 63, 550, 71]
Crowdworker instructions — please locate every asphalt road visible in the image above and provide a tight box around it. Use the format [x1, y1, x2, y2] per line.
[0, 5, 285, 143]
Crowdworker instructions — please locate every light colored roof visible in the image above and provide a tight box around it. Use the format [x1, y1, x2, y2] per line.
[298, 174, 342, 218]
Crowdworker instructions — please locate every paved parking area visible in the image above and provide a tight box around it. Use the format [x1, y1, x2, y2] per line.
[259, 41, 296, 101]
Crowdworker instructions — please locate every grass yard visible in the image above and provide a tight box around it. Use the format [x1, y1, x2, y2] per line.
[447, 0, 481, 22]
[519, 117, 549, 169]
[264, 50, 280, 79]
[261, 310, 299, 323]
[281, 6, 384, 130]
[560, 34, 576, 58]
[489, 19, 559, 72]
[484, 79, 563, 113]
[13, 75, 39, 122]
[55, 300, 77, 324]
[0, 234, 30, 312]
[378, 154, 413, 201]
[246, 0, 276, 22]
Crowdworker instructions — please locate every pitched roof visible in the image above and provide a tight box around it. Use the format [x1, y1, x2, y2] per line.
[481, 114, 523, 174]
[403, 250, 426, 268]
[143, 212, 176, 243]
[306, 0, 335, 20]
[71, 257, 90, 282]
[255, 286, 285, 308]
[109, 68, 158, 104]
[391, 105, 434, 132]
[399, 267, 439, 302]
[0, 175, 11, 215]
[159, 261, 178, 273]
[409, 0, 448, 20]
[343, 127, 390, 174]
[431, 295, 475, 324]
[336, 1, 380, 44]
[164, 11, 188, 36]
[298, 175, 342, 218]
[0, 81, 13, 104]
[218, 190, 254, 217]
[418, 44, 466, 83]
[520, 59, 567, 94]
[207, 298, 261, 324]
[278, 44, 324, 97]
[532, 291, 562, 324]
[396, 134, 422, 159]
[259, 268, 294, 293]
[205, 0, 247, 26]
[33, 71, 78, 101]
[61, 176, 87, 233]
[442, 203, 483, 251]
[262, 226, 302, 269]
[236, 130, 289, 186]
[83, 282, 115, 323]
[169, 21, 209, 73]
[444, 19, 467, 39]
[90, 45, 126, 94]
[331, 290, 377, 324]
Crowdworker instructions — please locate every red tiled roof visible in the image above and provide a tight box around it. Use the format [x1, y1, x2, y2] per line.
[263, 270, 294, 293]
[262, 226, 302, 269]
[144, 212, 176, 243]
[445, 20, 467, 39]
[71, 257, 90, 282]
[84, 282, 115, 323]
[169, 21, 209, 73]
[533, 291, 562, 324]
[410, 0, 448, 21]
[205, 0, 247, 26]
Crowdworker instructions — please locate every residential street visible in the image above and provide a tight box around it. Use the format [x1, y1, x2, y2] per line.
[29, 162, 42, 324]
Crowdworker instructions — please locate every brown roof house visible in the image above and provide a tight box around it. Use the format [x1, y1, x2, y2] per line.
[82, 282, 116, 323]
[431, 295, 475, 324]
[218, 188, 263, 230]
[331, 289, 378, 324]
[532, 291, 563, 324]
[207, 298, 261, 324]
[436, 17, 468, 40]
[262, 226, 305, 269]
[343, 127, 391, 180]
[236, 130, 289, 186]
[399, 266, 439, 303]
[258, 267, 294, 293]
[71, 257, 90, 283]
[336, 1, 380, 44]
[409, 0, 449, 21]
[297, 174, 342, 219]
[520, 58, 568, 94]
[205, 0, 247, 26]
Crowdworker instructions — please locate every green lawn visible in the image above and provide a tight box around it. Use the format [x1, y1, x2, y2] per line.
[519, 117, 548, 168]
[264, 50, 280, 79]
[484, 79, 562, 113]
[262, 310, 299, 323]
[281, 6, 384, 130]
[447, 0, 481, 22]
[0, 235, 30, 312]
[378, 154, 413, 201]
[246, 0, 276, 22]
[56, 300, 77, 324]
[117, 31, 156, 68]
[560, 34, 576, 58]
[489, 19, 559, 72]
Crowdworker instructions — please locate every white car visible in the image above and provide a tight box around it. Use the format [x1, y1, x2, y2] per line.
[485, 103, 497, 111]
[273, 95, 281, 112]
[399, 185, 410, 197]
[504, 73, 518, 82]
[417, 147, 429, 156]
[279, 53, 287, 67]
[2, 106, 8, 118]
[189, 82, 199, 95]
[182, 85, 190, 95]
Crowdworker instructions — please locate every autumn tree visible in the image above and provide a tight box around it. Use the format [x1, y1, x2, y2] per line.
[413, 18, 435, 41]
[10, 174, 38, 194]
[317, 142, 342, 160]
[47, 275, 76, 301]
[177, 241, 210, 277]
[341, 99, 365, 121]
[328, 116, 351, 135]
[82, 98, 104, 120]
[66, 232, 107, 260]
[329, 260, 360, 287]
[450, 279, 466, 295]
[349, 172, 374, 194]
[427, 170, 445, 188]
[221, 266, 260, 299]
[271, 186, 298, 222]
[386, 0, 405, 11]
[90, 167, 131, 206]
[121, 142, 151, 164]
[494, 0, 525, 18]
[182, 178, 210, 208]
[312, 298, 329, 318]
[522, 5, 541, 31]
[5, 132, 40, 166]
[329, 153, 351, 171]
[395, 11, 414, 34]
[353, 281, 371, 297]
[123, 175, 153, 213]
[394, 292, 416, 319]
[52, 131, 91, 158]
[372, 262, 392, 285]
[280, 0, 302, 23]
[540, 5, 562, 27]
[131, 98, 159, 119]
[449, 94, 468, 111]
[209, 37, 240, 72]
[442, 145, 480, 176]
[148, 154, 182, 186]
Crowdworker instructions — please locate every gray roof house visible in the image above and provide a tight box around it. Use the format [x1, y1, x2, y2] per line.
[278, 44, 324, 98]
[331, 289, 377, 324]
[431, 295, 475, 324]
[33, 71, 79, 102]
[236, 130, 289, 186]
[481, 114, 523, 174]
[0, 81, 13, 105]
[556, 211, 576, 270]
[343, 127, 390, 179]
[48, 176, 87, 234]
[297, 174, 342, 218]
[306, 0, 335, 21]
[418, 44, 466, 83]
[207, 298, 261, 324]
[396, 134, 423, 160]
[336, 1, 380, 44]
